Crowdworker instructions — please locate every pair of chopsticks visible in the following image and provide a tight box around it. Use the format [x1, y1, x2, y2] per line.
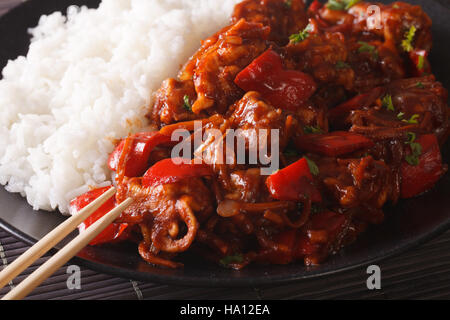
[0, 187, 133, 300]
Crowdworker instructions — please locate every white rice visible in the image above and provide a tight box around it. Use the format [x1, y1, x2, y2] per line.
[0, 0, 241, 214]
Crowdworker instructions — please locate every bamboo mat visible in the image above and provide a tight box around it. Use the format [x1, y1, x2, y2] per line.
[1, 0, 450, 300]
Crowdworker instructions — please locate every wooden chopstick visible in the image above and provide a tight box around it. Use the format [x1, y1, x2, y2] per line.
[0, 187, 118, 291]
[0, 187, 117, 291]
[2, 196, 133, 300]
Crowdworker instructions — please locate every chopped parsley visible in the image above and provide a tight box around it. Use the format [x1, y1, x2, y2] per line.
[284, 0, 292, 8]
[326, 0, 362, 11]
[402, 114, 420, 124]
[183, 95, 192, 112]
[404, 132, 422, 166]
[406, 132, 416, 142]
[305, 157, 320, 176]
[357, 41, 378, 59]
[304, 125, 323, 134]
[345, 0, 363, 9]
[336, 61, 351, 69]
[417, 55, 425, 70]
[289, 24, 313, 44]
[416, 81, 425, 88]
[401, 25, 417, 52]
[397, 112, 419, 124]
[219, 254, 244, 267]
[382, 94, 395, 112]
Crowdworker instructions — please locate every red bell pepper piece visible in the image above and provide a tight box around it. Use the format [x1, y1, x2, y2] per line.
[400, 134, 445, 198]
[328, 93, 370, 122]
[69, 186, 129, 246]
[265, 158, 322, 202]
[295, 131, 374, 157]
[234, 49, 317, 111]
[142, 158, 213, 188]
[108, 132, 172, 178]
[308, 0, 323, 14]
[409, 50, 431, 77]
[328, 87, 385, 123]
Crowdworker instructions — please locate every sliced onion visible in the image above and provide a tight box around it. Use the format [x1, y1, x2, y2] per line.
[217, 199, 241, 217]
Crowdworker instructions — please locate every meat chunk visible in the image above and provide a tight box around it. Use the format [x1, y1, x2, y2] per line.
[232, 0, 308, 45]
[225, 168, 269, 203]
[348, 1, 432, 52]
[228, 91, 294, 153]
[116, 176, 214, 267]
[306, 1, 431, 88]
[317, 155, 394, 224]
[285, 20, 405, 95]
[387, 77, 449, 142]
[310, 1, 432, 52]
[286, 30, 354, 90]
[117, 177, 214, 226]
[345, 76, 449, 143]
[150, 79, 203, 127]
[194, 92, 294, 180]
[178, 19, 270, 116]
[347, 38, 406, 92]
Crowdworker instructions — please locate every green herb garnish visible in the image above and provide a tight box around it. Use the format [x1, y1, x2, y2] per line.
[345, 0, 362, 9]
[219, 254, 244, 267]
[357, 41, 378, 59]
[305, 157, 320, 176]
[335, 61, 351, 69]
[284, 0, 292, 8]
[382, 94, 395, 112]
[183, 95, 192, 112]
[401, 25, 417, 52]
[289, 24, 313, 44]
[417, 55, 425, 70]
[397, 112, 419, 124]
[326, 0, 346, 10]
[402, 114, 420, 124]
[404, 132, 422, 166]
[304, 125, 323, 134]
[406, 132, 416, 142]
[416, 82, 425, 89]
[326, 0, 362, 10]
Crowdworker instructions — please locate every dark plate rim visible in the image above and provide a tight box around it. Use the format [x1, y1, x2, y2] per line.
[0, 0, 449, 288]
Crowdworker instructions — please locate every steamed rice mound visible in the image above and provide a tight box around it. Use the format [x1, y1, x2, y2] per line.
[0, 0, 240, 214]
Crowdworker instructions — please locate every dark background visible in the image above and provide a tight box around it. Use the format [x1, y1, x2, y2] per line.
[0, 0, 450, 300]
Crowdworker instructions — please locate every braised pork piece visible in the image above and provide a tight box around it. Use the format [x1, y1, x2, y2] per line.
[71, 0, 449, 269]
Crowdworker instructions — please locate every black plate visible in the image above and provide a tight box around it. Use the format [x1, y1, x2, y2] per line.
[0, 0, 449, 287]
